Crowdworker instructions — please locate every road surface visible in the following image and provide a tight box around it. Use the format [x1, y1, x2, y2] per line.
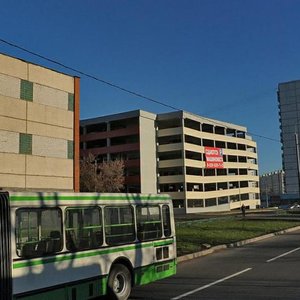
[130, 228, 300, 299]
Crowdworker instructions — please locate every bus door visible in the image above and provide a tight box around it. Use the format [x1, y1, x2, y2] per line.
[0, 192, 12, 300]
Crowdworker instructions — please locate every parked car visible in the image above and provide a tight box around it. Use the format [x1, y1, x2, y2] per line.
[288, 203, 300, 210]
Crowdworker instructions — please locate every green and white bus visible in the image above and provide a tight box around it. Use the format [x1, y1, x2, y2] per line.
[0, 192, 176, 300]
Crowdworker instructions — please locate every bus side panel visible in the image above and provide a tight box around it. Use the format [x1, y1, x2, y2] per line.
[13, 277, 107, 300]
[134, 259, 176, 286]
[0, 192, 12, 300]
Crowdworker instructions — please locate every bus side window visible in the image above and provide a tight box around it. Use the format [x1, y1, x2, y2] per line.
[136, 205, 162, 241]
[16, 208, 62, 258]
[65, 207, 102, 252]
[162, 205, 171, 237]
[104, 206, 135, 245]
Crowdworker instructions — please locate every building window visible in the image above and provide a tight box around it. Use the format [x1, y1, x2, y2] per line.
[204, 183, 216, 191]
[229, 181, 239, 189]
[204, 169, 216, 176]
[218, 196, 229, 205]
[185, 150, 202, 161]
[86, 123, 107, 134]
[217, 169, 227, 176]
[215, 126, 225, 135]
[203, 139, 214, 147]
[215, 140, 226, 148]
[238, 156, 247, 163]
[159, 151, 182, 161]
[19, 133, 32, 155]
[159, 167, 183, 176]
[68, 93, 74, 111]
[228, 155, 238, 162]
[173, 199, 184, 208]
[238, 144, 246, 150]
[185, 135, 201, 146]
[228, 169, 238, 175]
[188, 199, 204, 208]
[239, 169, 248, 175]
[67, 140, 74, 159]
[110, 135, 139, 146]
[20, 80, 33, 101]
[202, 123, 214, 133]
[230, 194, 239, 202]
[217, 182, 228, 190]
[160, 183, 184, 192]
[240, 181, 249, 188]
[241, 193, 249, 200]
[187, 183, 203, 191]
[158, 135, 181, 145]
[227, 142, 237, 149]
[186, 167, 203, 176]
[205, 198, 217, 207]
[86, 139, 107, 149]
[184, 118, 200, 131]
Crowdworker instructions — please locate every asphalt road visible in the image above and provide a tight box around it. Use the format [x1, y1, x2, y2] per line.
[130, 228, 300, 299]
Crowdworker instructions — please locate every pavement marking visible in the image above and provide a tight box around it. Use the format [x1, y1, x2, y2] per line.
[170, 268, 252, 300]
[266, 247, 300, 263]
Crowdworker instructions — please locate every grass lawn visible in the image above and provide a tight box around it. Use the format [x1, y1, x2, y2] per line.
[176, 218, 300, 256]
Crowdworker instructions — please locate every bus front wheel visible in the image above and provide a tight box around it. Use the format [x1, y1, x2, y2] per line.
[107, 264, 132, 300]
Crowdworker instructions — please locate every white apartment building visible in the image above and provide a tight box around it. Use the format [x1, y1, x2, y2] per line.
[157, 111, 260, 214]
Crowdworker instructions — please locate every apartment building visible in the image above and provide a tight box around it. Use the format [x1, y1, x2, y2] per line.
[157, 111, 260, 213]
[81, 110, 260, 213]
[278, 80, 300, 195]
[0, 53, 80, 191]
[260, 170, 285, 197]
[80, 110, 157, 193]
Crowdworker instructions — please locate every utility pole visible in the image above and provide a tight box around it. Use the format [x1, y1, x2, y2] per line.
[294, 133, 300, 199]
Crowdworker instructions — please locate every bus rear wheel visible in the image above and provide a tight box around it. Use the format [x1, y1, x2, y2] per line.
[107, 264, 132, 300]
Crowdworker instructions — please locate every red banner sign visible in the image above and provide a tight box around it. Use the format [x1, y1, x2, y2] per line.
[205, 147, 224, 169]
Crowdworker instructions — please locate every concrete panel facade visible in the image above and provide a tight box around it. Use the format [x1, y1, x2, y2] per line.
[0, 73, 20, 99]
[33, 84, 69, 110]
[0, 53, 79, 191]
[0, 130, 19, 153]
[26, 156, 73, 177]
[139, 111, 157, 193]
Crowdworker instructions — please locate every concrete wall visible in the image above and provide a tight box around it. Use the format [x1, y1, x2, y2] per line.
[139, 111, 157, 193]
[0, 53, 78, 191]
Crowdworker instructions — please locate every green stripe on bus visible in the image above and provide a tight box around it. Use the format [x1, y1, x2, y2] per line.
[10, 195, 170, 202]
[13, 238, 174, 269]
[135, 259, 177, 286]
[154, 239, 173, 247]
[105, 223, 134, 227]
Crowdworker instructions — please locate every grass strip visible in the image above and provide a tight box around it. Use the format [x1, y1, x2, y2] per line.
[176, 218, 300, 256]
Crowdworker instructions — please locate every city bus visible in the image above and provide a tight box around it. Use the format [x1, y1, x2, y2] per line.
[0, 191, 176, 300]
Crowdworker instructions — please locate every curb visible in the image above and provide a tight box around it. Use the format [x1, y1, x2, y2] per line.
[177, 225, 300, 263]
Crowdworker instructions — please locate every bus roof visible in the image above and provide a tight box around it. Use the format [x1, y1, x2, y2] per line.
[5, 192, 172, 207]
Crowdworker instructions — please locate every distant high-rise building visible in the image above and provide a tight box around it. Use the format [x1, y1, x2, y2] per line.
[278, 80, 300, 195]
[260, 170, 285, 197]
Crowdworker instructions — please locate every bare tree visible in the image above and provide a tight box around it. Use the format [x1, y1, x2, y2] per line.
[80, 153, 97, 192]
[80, 154, 125, 192]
